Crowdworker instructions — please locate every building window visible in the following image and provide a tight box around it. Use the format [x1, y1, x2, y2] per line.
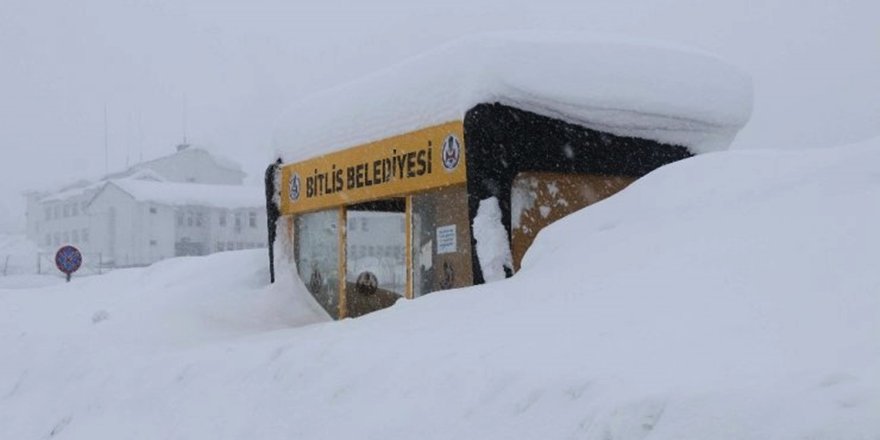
[187, 214, 194, 227]
[72, 230, 79, 243]
[72, 203, 79, 216]
[360, 218, 368, 232]
[63, 205, 70, 218]
[249, 211, 257, 228]
[63, 231, 70, 243]
[82, 229, 89, 243]
[149, 206, 157, 214]
[44, 207, 51, 221]
[53, 205, 60, 219]
[235, 213, 242, 229]
[150, 240, 157, 246]
[177, 212, 184, 226]
[53, 233, 60, 246]
[226, 241, 234, 250]
[217, 242, 224, 252]
[81, 201, 88, 212]
[219, 212, 227, 227]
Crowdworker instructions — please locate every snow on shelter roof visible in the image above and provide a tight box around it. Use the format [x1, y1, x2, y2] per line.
[274, 32, 753, 162]
[100, 180, 264, 210]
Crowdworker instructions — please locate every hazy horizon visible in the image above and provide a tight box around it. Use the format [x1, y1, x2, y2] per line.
[2, 0, 878, 232]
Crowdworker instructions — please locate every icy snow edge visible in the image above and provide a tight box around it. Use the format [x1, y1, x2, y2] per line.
[274, 31, 753, 162]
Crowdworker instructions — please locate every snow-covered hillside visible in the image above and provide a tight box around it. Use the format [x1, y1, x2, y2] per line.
[2, 139, 879, 439]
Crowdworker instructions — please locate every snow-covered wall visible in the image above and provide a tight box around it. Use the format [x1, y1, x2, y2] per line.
[274, 32, 753, 162]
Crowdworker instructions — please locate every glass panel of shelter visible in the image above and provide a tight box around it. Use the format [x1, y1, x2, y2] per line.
[343, 199, 407, 318]
[411, 184, 473, 297]
[294, 209, 341, 319]
[294, 187, 475, 319]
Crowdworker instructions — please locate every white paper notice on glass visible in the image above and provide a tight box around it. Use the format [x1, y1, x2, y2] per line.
[436, 224, 457, 254]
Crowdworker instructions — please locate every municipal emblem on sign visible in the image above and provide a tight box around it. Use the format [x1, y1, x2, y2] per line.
[289, 172, 301, 201]
[442, 134, 461, 171]
[55, 245, 82, 282]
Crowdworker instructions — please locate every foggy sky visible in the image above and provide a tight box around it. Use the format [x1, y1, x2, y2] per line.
[2, 0, 878, 232]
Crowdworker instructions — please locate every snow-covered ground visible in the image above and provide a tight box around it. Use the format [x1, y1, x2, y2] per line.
[2, 138, 879, 439]
[0, 234, 38, 274]
[0, 234, 109, 289]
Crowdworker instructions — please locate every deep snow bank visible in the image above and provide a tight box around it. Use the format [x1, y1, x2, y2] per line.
[0, 234, 45, 286]
[0, 250, 327, 351]
[274, 31, 753, 161]
[2, 139, 879, 439]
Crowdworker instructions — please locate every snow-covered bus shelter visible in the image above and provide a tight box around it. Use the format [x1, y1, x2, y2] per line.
[267, 32, 753, 319]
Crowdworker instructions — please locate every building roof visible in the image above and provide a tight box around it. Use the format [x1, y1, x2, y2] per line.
[38, 170, 164, 204]
[274, 31, 753, 163]
[102, 179, 264, 210]
[103, 146, 245, 181]
[32, 146, 245, 204]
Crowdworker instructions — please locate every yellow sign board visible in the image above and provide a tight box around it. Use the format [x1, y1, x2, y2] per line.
[280, 121, 467, 214]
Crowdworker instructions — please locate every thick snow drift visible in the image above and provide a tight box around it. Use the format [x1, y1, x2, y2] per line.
[2, 139, 879, 439]
[472, 197, 514, 282]
[274, 32, 753, 162]
[0, 234, 40, 280]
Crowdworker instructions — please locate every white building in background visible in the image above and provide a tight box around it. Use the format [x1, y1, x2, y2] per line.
[24, 144, 266, 268]
[87, 180, 265, 267]
[101, 144, 246, 185]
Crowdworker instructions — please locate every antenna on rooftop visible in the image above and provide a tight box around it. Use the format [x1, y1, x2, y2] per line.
[103, 104, 109, 175]
[125, 111, 131, 168]
[182, 93, 188, 145]
[135, 109, 143, 164]
[176, 93, 191, 153]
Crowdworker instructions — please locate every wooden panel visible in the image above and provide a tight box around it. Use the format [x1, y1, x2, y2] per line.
[511, 172, 636, 271]
[343, 284, 401, 318]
